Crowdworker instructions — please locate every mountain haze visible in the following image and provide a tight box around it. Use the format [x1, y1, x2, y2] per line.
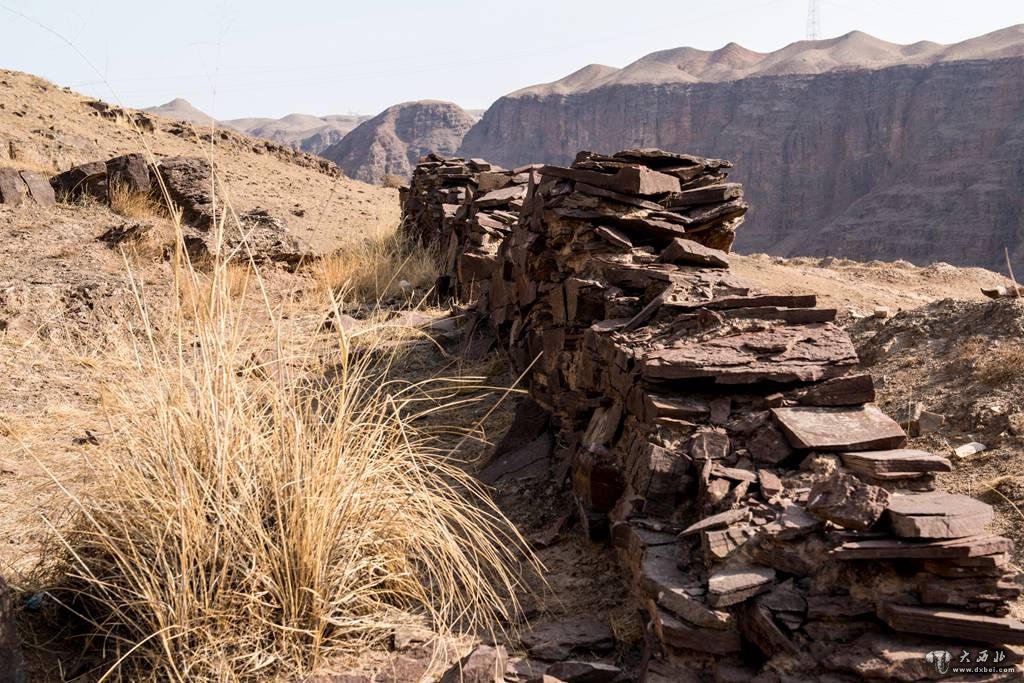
[143, 100, 372, 155]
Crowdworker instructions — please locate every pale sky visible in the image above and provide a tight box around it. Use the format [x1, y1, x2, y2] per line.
[0, 0, 1021, 120]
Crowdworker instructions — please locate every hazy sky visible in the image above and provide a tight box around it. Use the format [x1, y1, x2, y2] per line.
[0, 0, 1021, 119]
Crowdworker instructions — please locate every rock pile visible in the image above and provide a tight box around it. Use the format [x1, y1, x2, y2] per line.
[400, 149, 1024, 680]
[400, 155, 537, 301]
[398, 154, 481, 247]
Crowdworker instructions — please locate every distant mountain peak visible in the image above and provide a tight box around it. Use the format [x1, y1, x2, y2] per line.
[143, 98, 215, 125]
[509, 25, 1024, 96]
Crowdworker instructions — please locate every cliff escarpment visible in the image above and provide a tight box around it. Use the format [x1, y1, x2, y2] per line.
[460, 57, 1024, 269]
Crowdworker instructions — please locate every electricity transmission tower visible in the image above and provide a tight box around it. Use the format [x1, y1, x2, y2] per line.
[806, 0, 820, 40]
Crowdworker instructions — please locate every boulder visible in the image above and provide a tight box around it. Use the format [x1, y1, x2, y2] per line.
[228, 208, 314, 269]
[19, 171, 55, 207]
[0, 169, 27, 206]
[50, 160, 107, 200]
[156, 156, 217, 228]
[521, 617, 614, 661]
[106, 152, 153, 195]
[544, 660, 621, 683]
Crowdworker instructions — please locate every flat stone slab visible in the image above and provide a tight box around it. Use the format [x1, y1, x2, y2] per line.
[887, 492, 993, 539]
[641, 324, 858, 385]
[658, 237, 730, 268]
[19, 170, 56, 207]
[798, 373, 876, 406]
[832, 535, 1011, 560]
[546, 660, 622, 683]
[521, 617, 614, 661]
[647, 602, 741, 654]
[679, 507, 750, 537]
[540, 163, 681, 196]
[880, 603, 1024, 645]
[841, 449, 952, 475]
[474, 184, 526, 208]
[771, 405, 906, 451]
[707, 565, 775, 607]
[0, 168, 26, 206]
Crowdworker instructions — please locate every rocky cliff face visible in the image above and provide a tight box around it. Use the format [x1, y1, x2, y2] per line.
[323, 101, 476, 184]
[461, 51, 1024, 270]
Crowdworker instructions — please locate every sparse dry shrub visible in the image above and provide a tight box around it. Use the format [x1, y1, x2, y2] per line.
[312, 230, 438, 301]
[948, 335, 987, 375]
[382, 173, 407, 189]
[974, 342, 1024, 386]
[108, 182, 167, 220]
[41, 171, 529, 680]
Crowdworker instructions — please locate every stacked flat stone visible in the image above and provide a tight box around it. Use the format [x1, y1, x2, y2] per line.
[402, 149, 1024, 681]
[400, 155, 537, 301]
[398, 154, 481, 249]
[443, 161, 536, 301]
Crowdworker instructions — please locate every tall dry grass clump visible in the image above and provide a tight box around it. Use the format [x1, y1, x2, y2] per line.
[313, 229, 438, 301]
[43, 206, 529, 680]
[107, 182, 168, 220]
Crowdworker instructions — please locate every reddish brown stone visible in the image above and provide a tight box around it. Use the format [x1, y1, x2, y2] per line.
[437, 645, 507, 683]
[807, 471, 889, 531]
[646, 601, 741, 654]
[879, 602, 1024, 645]
[658, 238, 730, 268]
[679, 507, 750, 537]
[641, 324, 858, 385]
[887, 492, 993, 539]
[832, 535, 1012, 560]
[771, 405, 907, 451]
[707, 565, 775, 607]
[840, 449, 952, 476]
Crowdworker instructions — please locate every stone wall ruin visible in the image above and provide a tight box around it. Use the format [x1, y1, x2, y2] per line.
[399, 149, 1024, 681]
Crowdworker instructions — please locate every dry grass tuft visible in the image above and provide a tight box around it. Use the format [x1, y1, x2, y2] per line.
[974, 342, 1024, 386]
[38, 178, 530, 680]
[312, 230, 439, 301]
[107, 182, 168, 220]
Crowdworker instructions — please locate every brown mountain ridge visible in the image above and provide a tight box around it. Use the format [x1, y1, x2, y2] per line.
[459, 25, 1024, 270]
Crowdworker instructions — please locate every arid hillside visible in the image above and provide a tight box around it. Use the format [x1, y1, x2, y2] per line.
[0, 69, 400, 252]
[459, 26, 1024, 270]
